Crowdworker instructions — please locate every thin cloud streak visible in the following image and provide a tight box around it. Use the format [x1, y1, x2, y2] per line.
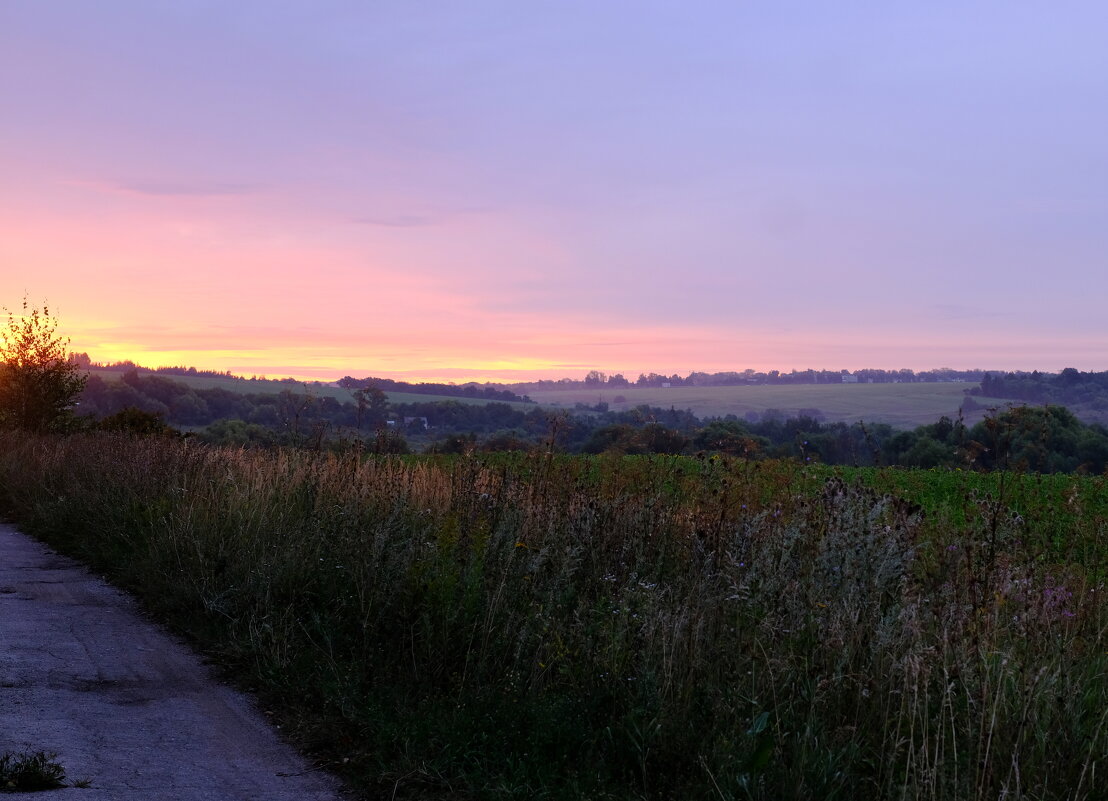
[115, 180, 261, 197]
[56, 179, 263, 198]
[351, 215, 437, 228]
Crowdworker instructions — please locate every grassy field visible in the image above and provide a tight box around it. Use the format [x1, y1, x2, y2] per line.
[86, 370, 1012, 427]
[85, 370, 1007, 427]
[0, 433, 1103, 800]
[85, 368, 537, 409]
[530, 382, 1007, 427]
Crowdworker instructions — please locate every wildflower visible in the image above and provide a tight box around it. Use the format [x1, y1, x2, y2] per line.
[515, 541, 527, 549]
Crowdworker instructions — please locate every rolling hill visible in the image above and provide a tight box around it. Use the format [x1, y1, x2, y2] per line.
[528, 382, 1005, 428]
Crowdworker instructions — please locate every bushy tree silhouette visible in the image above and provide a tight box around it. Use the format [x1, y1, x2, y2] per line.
[0, 299, 87, 432]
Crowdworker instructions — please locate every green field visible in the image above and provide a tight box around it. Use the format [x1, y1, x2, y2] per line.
[529, 381, 1006, 427]
[86, 369, 536, 410]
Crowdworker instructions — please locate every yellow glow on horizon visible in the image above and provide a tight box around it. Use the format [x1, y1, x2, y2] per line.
[71, 340, 582, 384]
[52, 313, 1104, 388]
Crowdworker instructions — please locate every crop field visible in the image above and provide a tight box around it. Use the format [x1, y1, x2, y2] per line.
[0, 432, 1103, 800]
[530, 381, 1006, 427]
[85, 369, 536, 409]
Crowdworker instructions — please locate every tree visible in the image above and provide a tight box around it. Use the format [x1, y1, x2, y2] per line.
[352, 385, 388, 429]
[98, 407, 180, 437]
[0, 299, 87, 432]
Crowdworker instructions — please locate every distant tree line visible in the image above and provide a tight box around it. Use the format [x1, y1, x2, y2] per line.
[577, 405, 1108, 473]
[78, 371, 361, 430]
[972, 368, 1108, 406]
[519, 367, 987, 391]
[72, 354, 990, 394]
[74, 356, 243, 380]
[337, 375, 532, 403]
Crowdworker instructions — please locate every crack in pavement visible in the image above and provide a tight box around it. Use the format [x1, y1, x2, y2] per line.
[0, 524, 347, 800]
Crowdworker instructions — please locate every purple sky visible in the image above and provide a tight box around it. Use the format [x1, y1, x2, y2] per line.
[2, 1, 1106, 380]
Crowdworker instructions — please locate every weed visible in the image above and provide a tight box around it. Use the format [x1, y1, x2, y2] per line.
[0, 750, 68, 792]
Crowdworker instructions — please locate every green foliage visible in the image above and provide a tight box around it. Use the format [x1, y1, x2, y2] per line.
[199, 418, 280, 446]
[98, 407, 181, 437]
[692, 420, 770, 456]
[969, 404, 1108, 473]
[0, 299, 86, 432]
[979, 368, 1108, 405]
[366, 428, 410, 454]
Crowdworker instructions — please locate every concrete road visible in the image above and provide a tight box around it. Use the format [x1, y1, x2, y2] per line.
[0, 523, 346, 800]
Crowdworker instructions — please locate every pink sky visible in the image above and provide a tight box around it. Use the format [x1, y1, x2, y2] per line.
[3, 2, 1105, 383]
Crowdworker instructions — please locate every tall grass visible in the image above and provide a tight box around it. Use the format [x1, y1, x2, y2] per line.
[0, 432, 1103, 800]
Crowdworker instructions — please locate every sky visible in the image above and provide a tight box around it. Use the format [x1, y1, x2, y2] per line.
[2, 1, 1106, 383]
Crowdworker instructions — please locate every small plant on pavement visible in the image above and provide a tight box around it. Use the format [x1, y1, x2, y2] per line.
[0, 749, 68, 792]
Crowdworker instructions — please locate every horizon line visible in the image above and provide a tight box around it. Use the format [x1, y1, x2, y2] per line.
[77, 359, 1078, 387]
